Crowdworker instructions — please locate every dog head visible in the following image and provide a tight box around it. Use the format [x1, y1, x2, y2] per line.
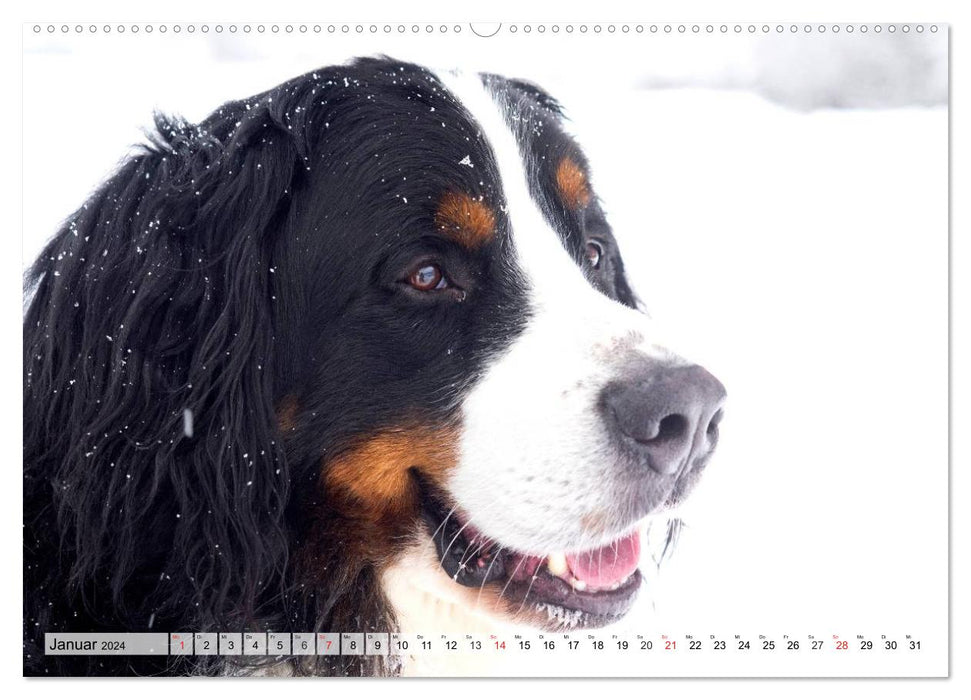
[23, 58, 725, 671]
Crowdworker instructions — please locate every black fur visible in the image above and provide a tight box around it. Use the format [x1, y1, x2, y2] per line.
[23, 57, 629, 676]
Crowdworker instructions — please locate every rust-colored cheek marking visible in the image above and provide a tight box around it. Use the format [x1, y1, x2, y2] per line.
[435, 192, 496, 249]
[323, 426, 459, 521]
[555, 157, 592, 210]
[276, 394, 299, 434]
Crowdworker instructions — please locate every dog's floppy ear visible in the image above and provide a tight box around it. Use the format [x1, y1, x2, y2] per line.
[24, 96, 308, 630]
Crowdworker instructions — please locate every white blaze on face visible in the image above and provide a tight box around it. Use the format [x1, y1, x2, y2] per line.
[438, 73, 681, 556]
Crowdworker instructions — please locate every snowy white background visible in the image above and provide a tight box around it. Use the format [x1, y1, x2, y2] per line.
[22, 24, 948, 676]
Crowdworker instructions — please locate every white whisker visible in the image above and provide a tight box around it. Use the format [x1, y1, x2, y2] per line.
[475, 545, 506, 608]
[439, 520, 472, 569]
[494, 556, 529, 609]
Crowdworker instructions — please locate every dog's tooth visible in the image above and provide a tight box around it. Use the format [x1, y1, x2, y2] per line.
[547, 553, 568, 577]
[572, 578, 587, 592]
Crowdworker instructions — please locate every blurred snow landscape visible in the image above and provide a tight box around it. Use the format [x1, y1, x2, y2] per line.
[22, 26, 948, 675]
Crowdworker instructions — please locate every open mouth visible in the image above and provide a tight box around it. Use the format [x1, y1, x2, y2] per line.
[416, 476, 642, 627]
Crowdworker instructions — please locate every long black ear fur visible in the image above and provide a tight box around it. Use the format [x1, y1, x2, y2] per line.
[23, 97, 305, 673]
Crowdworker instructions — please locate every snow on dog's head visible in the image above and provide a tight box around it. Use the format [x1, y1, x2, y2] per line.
[23, 58, 727, 679]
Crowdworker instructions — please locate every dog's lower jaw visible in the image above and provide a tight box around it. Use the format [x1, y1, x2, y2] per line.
[381, 539, 526, 676]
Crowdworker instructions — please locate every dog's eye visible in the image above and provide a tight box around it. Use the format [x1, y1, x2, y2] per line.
[408, 264, 449, 291]
[584, 240, 604, 269]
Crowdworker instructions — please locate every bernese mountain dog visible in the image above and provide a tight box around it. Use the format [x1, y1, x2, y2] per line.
[23, 57, 726, 676]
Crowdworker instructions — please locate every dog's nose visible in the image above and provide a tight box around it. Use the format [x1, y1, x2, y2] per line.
[603, 364, 726, 475]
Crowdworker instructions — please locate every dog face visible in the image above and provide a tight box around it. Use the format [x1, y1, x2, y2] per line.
[274, 61, 726, 630]
[22, 58, 726, 677]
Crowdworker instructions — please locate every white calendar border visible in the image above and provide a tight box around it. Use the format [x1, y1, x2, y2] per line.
[5, 0, 965, 695]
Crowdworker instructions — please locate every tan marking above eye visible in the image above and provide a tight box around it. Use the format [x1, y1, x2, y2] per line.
[322, 424, 458, 523]
[555, 157, 592, 210]
[434, 192, 496, 248]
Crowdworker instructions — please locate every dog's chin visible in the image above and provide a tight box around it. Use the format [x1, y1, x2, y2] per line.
[415, 477, 643, 630]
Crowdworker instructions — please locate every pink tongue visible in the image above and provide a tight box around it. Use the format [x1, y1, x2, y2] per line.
[566, 531, 641, 588]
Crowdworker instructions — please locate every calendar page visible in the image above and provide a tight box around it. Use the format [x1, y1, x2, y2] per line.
[22, 20, 948, 678]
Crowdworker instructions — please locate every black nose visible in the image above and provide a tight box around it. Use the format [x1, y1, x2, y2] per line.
[603, 364, 726, 475]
